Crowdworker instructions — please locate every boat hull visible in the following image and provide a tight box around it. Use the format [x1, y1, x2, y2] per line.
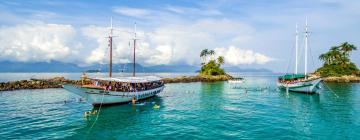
[277, 78, 322, 93]
[63, 84, 165, 106]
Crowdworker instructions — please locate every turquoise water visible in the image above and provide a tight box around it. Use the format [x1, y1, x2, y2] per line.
[0, 75, 359, 139]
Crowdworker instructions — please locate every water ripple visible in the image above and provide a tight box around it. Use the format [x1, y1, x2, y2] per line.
[0, 79, 359, 139]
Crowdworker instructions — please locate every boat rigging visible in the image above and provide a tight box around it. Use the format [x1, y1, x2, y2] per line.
[63, 18, 165, 106]
[277, 18, 322, 94]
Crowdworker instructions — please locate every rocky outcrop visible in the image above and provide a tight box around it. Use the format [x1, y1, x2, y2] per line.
[0, 77, 89, 91]
[0, 74, 233, 91]
[0, 80, 62, 91]
[322, 75, 360, 83]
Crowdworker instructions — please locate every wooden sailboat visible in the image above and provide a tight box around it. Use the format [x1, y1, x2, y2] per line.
[277, 19, 321, 93]
[63, 18, 165, 106]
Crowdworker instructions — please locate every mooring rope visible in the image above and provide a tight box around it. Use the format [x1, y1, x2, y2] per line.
[322, 82, 339, 98]
[86, 89, 106, 138]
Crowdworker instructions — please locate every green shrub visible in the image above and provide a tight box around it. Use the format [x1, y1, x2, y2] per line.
[200, 60, 225, 76]
[317, 63, 358, 77]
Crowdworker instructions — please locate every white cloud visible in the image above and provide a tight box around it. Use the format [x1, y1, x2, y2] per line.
[165, 6, 222, 16]
[0, 19, 272, 67]
[113, 7, 152, 18]
[146, 19, 258, 65]
[81, 25, 166, 65]
[0, 21, 81, 62]
[77, 18, 268, 66]
[215, 46, 272, 65]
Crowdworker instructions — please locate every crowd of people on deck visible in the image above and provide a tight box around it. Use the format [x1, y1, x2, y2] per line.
[91, 80, 164, 92]
[278, 78, 303, 84]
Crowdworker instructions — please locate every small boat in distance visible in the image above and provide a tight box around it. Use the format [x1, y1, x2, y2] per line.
[228, 77, 244, 84]
[63, 18, 165, 106]
[228, 77, 244, 88]
[277, 20, 321, 93]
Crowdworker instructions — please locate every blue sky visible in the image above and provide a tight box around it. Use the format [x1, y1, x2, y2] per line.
[0, 0, 359, 72]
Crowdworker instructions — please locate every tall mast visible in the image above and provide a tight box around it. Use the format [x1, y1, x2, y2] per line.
[132, 22, 137, 77]
[304, 18, 308, 79]
[295, 23, 298, 74]
[109, 17, 113, 77]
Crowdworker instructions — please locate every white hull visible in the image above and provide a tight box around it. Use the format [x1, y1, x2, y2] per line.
[228, 80, 244, 84]
[63, 84, 164, 106]
[228, 79, 245, 88]
[277, 78, 321, 93]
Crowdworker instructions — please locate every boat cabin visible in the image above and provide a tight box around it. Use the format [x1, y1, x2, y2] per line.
[278, 74, 305, 84]
[82, 76, 164, 92]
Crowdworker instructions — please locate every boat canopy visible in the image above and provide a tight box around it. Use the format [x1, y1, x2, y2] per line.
[278, 74, 305, 80]
[89, 76, 162, 83]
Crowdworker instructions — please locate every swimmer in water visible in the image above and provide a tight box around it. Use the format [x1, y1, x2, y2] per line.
[84, 111, 91, 118]
[153, 104, 160, 109]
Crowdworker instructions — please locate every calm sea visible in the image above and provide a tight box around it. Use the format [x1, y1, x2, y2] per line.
[0, 73, 359, 139]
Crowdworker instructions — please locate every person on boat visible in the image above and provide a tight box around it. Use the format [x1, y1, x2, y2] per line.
[80, 73, 88, 85]
[132, 97, 136, 104]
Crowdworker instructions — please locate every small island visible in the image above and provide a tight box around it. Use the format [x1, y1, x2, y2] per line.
[162, 49, 232, 83]
[317, 42, 360, 82]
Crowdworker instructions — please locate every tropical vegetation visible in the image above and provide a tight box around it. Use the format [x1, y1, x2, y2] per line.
[317, 42, 359, 77]
[199, 49, 226, 76]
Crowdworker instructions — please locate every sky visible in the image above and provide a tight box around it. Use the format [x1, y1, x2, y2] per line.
[0, 0, 359, 73]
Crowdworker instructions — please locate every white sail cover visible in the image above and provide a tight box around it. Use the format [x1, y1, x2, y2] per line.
[90, 76, 161, 83]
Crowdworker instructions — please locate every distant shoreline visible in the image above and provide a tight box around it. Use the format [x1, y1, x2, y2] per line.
[1, 74, 358, 91]
[0, 75, 233, 91]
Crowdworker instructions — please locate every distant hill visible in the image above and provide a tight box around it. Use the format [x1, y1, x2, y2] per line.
[146, 65, 200, 72]
[223, 66, 272, 73]
[0, 61, 272, 73]
[0, 61, 81, 72]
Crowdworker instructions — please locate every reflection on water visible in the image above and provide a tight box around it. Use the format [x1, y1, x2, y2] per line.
[0, 74, 359, 139]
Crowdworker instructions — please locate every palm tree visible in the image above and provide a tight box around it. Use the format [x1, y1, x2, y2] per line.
[329, 48, 342, 64]
[321, 52, 335, 65]
[339, 42, 357, 58]
[217, 56, 224, 66]
[319, 53, 328, 64]
[200, 49, 209, 64]
[208, 50, 215, 60]
[319, 46, 343, 65]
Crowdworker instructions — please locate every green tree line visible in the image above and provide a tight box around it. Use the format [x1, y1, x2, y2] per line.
[317, 42, 359, 77]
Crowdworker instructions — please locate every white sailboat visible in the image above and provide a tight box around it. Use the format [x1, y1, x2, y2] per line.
[228, 77, 245, 88]
[277, 19, 321, 93]
[63, 18, 165, 106]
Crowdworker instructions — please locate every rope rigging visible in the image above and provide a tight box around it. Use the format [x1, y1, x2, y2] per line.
[321, 82, 339, 98]
[86, 88, 106, 138]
